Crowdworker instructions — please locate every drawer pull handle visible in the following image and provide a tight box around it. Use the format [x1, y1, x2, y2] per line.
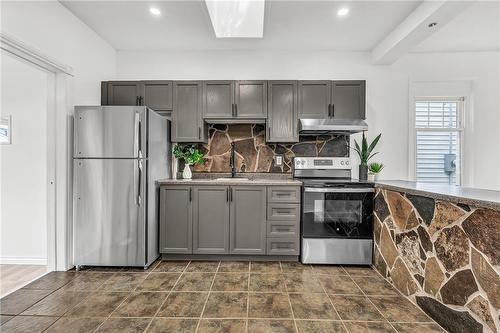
[275, 193, 290, 196]
[274, 244, 291, 249]
[275, 209, 291, 214]
[275, 227, 291, 232]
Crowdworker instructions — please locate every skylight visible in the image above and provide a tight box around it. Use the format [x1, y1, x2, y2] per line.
[205, 0, 265, 38]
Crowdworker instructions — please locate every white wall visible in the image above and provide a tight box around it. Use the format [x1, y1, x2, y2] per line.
[116, 50, 500, 190]
[1, 0, 117, 269]
[0, 54, 48, 264]
[0, 0, 117, 104]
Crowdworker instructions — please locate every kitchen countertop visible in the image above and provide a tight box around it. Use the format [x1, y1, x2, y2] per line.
[157, 174, 302, 186]
[375, 180, 500, 210]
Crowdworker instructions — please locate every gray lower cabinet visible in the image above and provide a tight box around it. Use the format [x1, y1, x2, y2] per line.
[159, 186, 192, 254]
[172, 81, 206, 142]
[267, 81, 299, 143]
[331, 80, 366, 119]
[229, 186, 267, 255]
[160, 184, 299, 257]
[192, 186, 230, 254]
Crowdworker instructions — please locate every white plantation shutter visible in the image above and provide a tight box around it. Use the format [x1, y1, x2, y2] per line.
[414, 98, 464, 185]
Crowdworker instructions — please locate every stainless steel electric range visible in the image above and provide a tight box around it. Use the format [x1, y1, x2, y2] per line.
[294, 157, 374, 265]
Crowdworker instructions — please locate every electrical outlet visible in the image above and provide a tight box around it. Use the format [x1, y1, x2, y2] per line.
[275, 155, 283, 166]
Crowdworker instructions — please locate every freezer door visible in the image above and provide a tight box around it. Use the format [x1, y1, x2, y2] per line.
[74, 106, 147, 158]
[74, 158, 146, 266]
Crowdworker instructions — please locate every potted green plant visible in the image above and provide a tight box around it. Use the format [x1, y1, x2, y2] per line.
[173, 144, 205, 179]
[351, 132, 381, 181]
[368, 162, 384, 182]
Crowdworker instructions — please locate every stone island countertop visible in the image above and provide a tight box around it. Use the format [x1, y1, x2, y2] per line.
[375, 180, 500, 210]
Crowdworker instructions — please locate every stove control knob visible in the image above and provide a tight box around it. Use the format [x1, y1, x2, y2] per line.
[340, 161, 344, 165]
[346, 160, 350, 166]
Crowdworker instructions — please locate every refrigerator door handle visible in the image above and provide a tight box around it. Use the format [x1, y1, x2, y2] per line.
[134, 111, 140, 158]
[136, 159, 142, 206]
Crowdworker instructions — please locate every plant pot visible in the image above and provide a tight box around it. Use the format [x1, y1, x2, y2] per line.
[368, 173, 375, 182]
[359, 164, 368, 181]
[182, 164, 192, 179]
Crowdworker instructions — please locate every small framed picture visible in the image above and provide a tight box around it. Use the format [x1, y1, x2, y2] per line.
[0, 115, 12, 144]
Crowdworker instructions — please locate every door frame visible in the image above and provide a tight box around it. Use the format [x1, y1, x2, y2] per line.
[1, 32, 74, 271]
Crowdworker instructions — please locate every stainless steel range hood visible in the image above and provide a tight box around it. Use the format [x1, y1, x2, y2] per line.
[299, 118, 368, 135]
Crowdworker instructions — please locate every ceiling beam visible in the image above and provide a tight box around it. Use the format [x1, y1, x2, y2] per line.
[371, 1, 474, 65]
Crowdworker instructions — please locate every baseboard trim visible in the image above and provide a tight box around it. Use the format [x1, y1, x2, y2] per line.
[0, 257, 47, 265]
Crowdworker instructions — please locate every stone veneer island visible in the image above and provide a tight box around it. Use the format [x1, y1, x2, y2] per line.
[373, 181, 500, 333]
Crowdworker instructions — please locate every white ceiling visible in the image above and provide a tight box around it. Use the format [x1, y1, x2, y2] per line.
[61, 0, 421, 51]
[413, 1, 500, 53]
[61, 0, 499, 53]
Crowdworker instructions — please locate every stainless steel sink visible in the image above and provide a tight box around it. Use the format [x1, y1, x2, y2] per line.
[215, 177, 250, 181]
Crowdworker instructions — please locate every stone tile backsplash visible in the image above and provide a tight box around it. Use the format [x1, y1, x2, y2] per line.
[186, 124, 349, 173]
[374, 189, 500, 333]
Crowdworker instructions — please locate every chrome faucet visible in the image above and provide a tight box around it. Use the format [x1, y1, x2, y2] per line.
[230, 142, 236, 178]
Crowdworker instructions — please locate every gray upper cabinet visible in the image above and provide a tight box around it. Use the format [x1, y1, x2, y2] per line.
[203, 80, 267, 120]
[102, 80, 173, 112]
[267, 81, 298, 143]
[230, 186, 266, 255]
[172, 81, 206, 142]
[298, 80, 366, 120]
[192, 186, 230, 254]
[143, 81, 173, 112]
[106, 81, 142, 106]
[159, 186, 192, 254]
[331, 80, 366, 119]
[203, 81, 234, 119]
[234, 81, 267, 118]
[298, 81, 331, 119]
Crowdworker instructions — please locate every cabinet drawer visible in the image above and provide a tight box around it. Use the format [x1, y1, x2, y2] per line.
[267, 237, 299, 255]
[267, 186, 300, 203]
[267, 222, 298, 238]
[267, 203, 300, 221]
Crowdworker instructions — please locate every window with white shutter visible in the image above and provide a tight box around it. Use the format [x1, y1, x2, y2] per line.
[414, 98, 464, 185]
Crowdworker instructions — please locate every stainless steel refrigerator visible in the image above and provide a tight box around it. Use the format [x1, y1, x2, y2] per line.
[73, 106, 171, 268]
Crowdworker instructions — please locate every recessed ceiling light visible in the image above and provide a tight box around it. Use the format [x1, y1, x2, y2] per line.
[337, 7, 350, 17]
[149, 7, 161, 16]
[428, 22, 438, 28]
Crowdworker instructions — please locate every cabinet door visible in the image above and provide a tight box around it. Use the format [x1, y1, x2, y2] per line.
[203, 81, 234, 119]
[331, 80, 366, 119]
[298, 81, 331, 119]
[172, 81, 205, 142]
[230, 186, 266, 254]
[142, 81, 172, 111]
[106, 81, 141, 106]
[267, 81, 298, 143]
[193, 186, 230, 254]
[159, 186, 192, 254]
[234, 80, 267, 118]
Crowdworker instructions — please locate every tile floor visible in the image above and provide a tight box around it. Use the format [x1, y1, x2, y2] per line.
[0, 261, 445, 333]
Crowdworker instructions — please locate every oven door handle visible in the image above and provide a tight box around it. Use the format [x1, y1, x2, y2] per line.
[304, 187, 375, 193]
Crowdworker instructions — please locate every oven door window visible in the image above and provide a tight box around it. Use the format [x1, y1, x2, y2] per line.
[302, 191, 373, 239]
